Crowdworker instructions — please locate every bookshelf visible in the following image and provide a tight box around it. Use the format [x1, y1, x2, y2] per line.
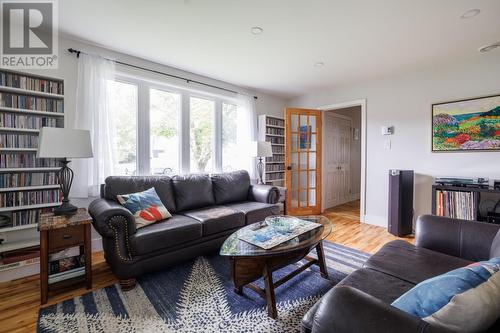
[0, 69, 64, 275]
[258, 115, 286, 187]
[431, 184, 500, 222]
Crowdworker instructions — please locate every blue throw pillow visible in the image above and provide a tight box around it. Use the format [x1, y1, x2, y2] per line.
[392, 257, 500, 332]
[117, 187, 172, 229]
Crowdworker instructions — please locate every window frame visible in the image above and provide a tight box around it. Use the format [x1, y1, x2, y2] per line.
[111, 72, 239, 176]
[148, 84, 183, 176]
[107, 77, 140, 176]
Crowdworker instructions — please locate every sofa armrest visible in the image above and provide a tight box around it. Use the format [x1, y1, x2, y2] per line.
[88, 198, 136, 238]
[89, 198, 137, 262]
[416, 215, 500, 261]
[248, 184, 280, 204]
[310, 286, 449, 333]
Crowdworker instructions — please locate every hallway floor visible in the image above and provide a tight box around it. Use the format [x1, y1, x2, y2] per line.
[323, 200, 414, 254]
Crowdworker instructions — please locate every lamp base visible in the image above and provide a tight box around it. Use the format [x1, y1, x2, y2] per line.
[54, 201, 78, 216]
[55, 160, 77, 216]
[257, 157, 265, 184]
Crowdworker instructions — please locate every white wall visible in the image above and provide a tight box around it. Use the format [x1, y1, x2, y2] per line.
[328, 106, 362, 200]
[289, 53, 500, 227]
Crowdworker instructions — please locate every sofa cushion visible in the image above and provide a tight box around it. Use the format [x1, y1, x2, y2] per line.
[365, 240, 473, 284]
[181, 206, 245, 236]
[104, 176, 176, 213]
[211, 170, 251, 204]
[117, 187, 172, 229]
[338, 268, 415, 304]
[226, 201, 280, 225]
[172, 174, 215, 212]
[130, 215, 202, 255]
[392, 257, 500, 333]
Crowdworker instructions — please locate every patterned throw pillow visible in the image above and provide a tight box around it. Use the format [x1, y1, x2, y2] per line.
[117, 187, 172, 228]
[392, 257, 500, 333]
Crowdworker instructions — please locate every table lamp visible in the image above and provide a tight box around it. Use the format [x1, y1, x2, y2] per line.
[37, 127, 93, 215]
[251, 141, 273, 184]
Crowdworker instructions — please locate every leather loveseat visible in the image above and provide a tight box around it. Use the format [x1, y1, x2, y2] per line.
[88, 170, 280, 290]
[302, 215, 500, 333]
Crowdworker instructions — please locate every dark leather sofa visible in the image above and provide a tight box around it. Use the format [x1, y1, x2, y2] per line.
[88, 170, 280, 290]
[302, 215, 500, 333]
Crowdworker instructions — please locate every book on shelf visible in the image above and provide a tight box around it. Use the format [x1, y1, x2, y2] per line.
[0, 246, 40, 271]
[267, 136, 284, 144]
[0, 113, 58, 129]
[0, 246, 39, 264]
[0, 72, 63, 95]
[435, 190, 477, 221]
[265, 127, 284, 136]
[265, 117, 285, 127]
[0, 256, 39, 272]
[0, 93, 63, 112]
[0, 189, 61, 208]
[0, 172, 58, 187]
[0, 207, 53, 228]
[0, 133, 38, 148]
[0, 153, 60, 168]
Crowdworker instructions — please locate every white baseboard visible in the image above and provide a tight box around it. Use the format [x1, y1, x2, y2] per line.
[362, 214, 387, 228]
[92, 237, 103, 252]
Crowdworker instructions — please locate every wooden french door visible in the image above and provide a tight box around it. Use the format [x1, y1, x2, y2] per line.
[285, 108, 322, 215]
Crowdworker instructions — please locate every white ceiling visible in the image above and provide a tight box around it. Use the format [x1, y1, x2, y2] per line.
[59, 0, 500, 98]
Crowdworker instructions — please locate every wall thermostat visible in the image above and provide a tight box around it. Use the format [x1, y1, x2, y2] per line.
[381, 126, 394, 135]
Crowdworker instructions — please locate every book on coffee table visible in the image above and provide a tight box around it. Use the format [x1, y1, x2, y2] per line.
[237, 217, 322, 249]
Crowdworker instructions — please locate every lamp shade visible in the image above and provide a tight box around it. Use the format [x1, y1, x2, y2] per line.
[250, 141, 273, 158]
[37, 127, 93, 158]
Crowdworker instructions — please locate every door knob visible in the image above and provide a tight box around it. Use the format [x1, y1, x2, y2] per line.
[287, 165, 292, 170]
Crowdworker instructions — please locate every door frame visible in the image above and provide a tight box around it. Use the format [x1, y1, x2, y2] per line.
[318, 99, 367, 222]
[324, 112, 352, 208]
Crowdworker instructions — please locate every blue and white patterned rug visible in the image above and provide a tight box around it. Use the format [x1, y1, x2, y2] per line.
[38, 242, 369, 333]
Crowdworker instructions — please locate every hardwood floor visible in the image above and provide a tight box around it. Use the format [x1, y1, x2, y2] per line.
[323, 200, 413, 254]
[0, 200, 413, 333]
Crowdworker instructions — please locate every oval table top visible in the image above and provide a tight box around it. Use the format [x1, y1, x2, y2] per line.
[219, 215, 332, 257]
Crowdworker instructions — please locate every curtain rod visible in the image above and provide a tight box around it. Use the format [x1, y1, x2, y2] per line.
[67, 48, 258, 100]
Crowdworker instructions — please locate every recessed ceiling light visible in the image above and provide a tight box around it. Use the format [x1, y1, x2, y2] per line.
[479, 43, 500, 53]
[460, 8, 480, 19]
[251, 27, 263, 35]
[314, 62, 325, 67]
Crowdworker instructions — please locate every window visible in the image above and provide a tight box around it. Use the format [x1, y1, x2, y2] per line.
[108, 74, 246, 176]
[107, 80, 138, 175]
[189, 97, 215, 173]
[149, 88, 181, 175]
[222, 103, 238, 172]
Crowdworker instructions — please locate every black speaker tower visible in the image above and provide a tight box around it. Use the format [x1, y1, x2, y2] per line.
[388, 170, 414, 236]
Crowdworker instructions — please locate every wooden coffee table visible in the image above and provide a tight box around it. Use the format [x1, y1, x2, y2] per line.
[220, 215, 332, 318]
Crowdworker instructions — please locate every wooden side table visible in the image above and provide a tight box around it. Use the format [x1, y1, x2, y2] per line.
[39, 208, 92, 304]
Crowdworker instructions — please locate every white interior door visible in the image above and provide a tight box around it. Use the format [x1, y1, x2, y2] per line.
[325, 113, 351, 208]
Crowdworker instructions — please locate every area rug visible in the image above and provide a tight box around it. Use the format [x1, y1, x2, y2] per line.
[38, 241, 370, 333]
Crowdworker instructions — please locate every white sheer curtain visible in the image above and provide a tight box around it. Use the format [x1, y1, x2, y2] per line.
[236, 94, 258, 180]
[72, 53, 116, 198]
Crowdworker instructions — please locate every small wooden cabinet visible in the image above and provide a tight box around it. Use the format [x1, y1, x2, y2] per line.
[39, 208, 92, 304]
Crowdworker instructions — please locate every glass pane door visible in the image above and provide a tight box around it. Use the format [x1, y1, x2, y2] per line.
[285, 108, 322, 215]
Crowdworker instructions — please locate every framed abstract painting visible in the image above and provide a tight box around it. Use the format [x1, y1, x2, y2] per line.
[432, 94, 500, 152]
